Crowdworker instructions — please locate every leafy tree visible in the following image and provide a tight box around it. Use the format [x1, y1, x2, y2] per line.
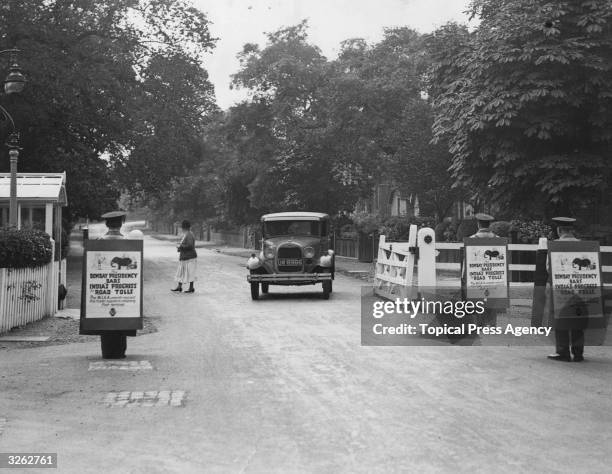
[117, 51, 217, 201]
[428, 0, 612, 215]
[226, 23, 459, 222]
[230, 22, 355, 216]
[0, 0, 216, 221]
[329, 28, 462, 221]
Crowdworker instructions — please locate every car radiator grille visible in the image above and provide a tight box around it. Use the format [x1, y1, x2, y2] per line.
[277, 246, 303, 272]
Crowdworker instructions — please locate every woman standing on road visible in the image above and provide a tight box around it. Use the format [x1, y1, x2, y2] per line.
[171, 220, 198, 293]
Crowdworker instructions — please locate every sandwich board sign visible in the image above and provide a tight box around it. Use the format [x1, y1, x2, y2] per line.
[80, 239, 143, 333]
[463, 237, 509, 308]
[548, 240, 604, 325]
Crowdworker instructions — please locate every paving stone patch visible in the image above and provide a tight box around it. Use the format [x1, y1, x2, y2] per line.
[103, 390, 186, 407]
[0, 418, 6, 435]
[89, 360, 153, 371]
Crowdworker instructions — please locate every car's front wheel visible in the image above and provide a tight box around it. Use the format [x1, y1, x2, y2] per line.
[250, 282, 259, 300]
[322, 280, 332, 299]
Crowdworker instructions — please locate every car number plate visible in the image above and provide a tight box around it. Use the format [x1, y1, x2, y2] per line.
[278, 258, 302, 266]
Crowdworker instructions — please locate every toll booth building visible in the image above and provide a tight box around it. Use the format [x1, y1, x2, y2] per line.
[0, 172, 67, 240]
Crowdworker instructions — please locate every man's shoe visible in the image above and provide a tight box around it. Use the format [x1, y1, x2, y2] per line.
[573, 355, 584, 362]
[171, 287, 182, 292]
[184, 288, 195, 293]
[547, 353, 571, 362]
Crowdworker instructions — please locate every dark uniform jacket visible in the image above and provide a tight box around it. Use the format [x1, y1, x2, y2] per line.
[546, 235, 589, 331]
[178, 231, 197, 261]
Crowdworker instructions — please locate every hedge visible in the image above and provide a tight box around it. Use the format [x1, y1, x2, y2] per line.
[510, 220, 554, 243]
[0, 229, 53, 268]
[456, 218, 479, 241]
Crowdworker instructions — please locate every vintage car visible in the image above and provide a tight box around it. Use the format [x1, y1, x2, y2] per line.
[246, 212, 335, 300]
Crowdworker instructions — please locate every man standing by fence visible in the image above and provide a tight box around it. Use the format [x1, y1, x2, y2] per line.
[463, 213, 501, 326]
[547, 217, 586, 362]
[83, 211, 136, 359]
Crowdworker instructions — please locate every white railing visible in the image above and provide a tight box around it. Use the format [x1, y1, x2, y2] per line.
[375, 228, 612, 307]
[435, 241, 612, 286]
[0, 245, 61, 333]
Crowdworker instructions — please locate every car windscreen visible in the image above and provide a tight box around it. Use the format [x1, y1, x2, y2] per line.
[263, 220, 321, 237]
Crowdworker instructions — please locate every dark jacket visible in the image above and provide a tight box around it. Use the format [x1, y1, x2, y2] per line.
[178, 231, 197, 261]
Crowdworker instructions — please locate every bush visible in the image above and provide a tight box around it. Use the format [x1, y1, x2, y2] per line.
[413, 216, 437, 229]
[510, 220, 554, 243]
[379, 216, 412, 240]
[351, 211, 381, 234]
[0, 229, 53, 268]
[490, 221, 512, 237]
[378, 216, 436, 241]
[434, 221, 449, 241]
[352, 213, 437, 241]
[444, 219, 459, 242]
[456, 218, 479, 241]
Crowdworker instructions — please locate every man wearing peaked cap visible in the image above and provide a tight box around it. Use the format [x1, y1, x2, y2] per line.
[100, 211, 127, 239]
[101, 211, 127, 218]
[547, 216, 584, 362]
[85, 210, 134, 358]
[551, 217, 578, 241]
[464, 213, 501, 326]
[470, 213, 498, 238]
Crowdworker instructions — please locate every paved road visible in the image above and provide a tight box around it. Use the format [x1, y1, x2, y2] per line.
[1, 235, 612, 473]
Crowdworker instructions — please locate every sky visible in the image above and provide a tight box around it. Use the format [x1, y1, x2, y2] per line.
[193, 0, 472, 109]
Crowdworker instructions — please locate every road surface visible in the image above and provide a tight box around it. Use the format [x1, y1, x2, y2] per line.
[1, 234, 611, 473]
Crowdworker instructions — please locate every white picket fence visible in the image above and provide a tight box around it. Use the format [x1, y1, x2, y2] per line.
[0, 252, 62, 333]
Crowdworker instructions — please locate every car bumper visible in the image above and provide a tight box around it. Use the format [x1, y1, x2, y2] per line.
[247, 272, 332, 283]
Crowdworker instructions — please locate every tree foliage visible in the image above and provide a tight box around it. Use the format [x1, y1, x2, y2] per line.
[428, 0, 612, 214]
[332, 28, 461, 221]
[213, 23, 458, 224]
[0, 0, 216, 221]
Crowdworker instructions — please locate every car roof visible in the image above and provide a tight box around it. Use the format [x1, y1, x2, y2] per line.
[261, 212, 329, 221]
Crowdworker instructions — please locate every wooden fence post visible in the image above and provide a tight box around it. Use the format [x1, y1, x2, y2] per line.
[0, 268, 6, 333]
[48, 239, 56, 317]
[531, 237, 548, 327]
[417, 227, 436, 298]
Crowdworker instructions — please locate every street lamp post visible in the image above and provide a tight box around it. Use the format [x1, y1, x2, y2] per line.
[0, 48, 26, 228]
[6, 133, 21, 228]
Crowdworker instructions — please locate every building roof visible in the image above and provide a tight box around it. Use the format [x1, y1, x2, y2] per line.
[261, 212, 329, 221]
[0, 173, 67, 206]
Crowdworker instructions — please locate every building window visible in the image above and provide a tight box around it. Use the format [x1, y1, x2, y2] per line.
[20, 206, 46, 231]
[390, 190, 410, 217]
[0, 206, 7, 227]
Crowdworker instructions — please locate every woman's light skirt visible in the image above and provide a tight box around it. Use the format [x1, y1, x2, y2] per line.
[175, 258, 197, 283]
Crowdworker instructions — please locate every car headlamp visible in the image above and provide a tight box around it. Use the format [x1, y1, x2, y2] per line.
[263, 241, 275, 259]
[303, 246, 315, 258]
